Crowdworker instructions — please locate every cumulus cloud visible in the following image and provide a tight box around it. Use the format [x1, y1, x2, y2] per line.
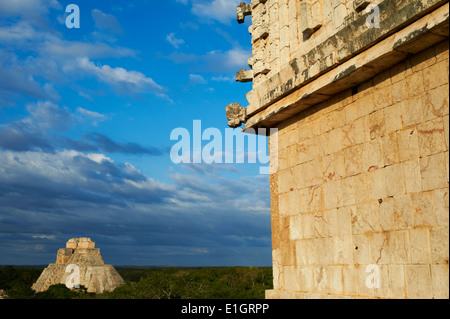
[77, 107, 108, 120]
[77, 57, 168, 98]
[166, 32, 185, 49]
[0, 50, 49, 105]
[0, 101, 72, 152]
[191, 0, 240, 24]
[0, 0, 62, 27]
[0, 148, 271, 265]
[0, 101, 166, 155]
[188, 74, 207, 86]
[92, 9, 124, 35]
[0, 16, 169, 104]
[0, 101, 269, 265]
[60, 132, 168, 156]
[0, 103, 270, 265]
[211, 75, 234, 82]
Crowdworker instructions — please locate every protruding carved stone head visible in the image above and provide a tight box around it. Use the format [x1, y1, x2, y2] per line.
[225, 103, 247, 128]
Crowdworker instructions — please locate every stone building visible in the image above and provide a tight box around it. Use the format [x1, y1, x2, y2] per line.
[228, 0, 449, 298]
[32, 238, 123, 294]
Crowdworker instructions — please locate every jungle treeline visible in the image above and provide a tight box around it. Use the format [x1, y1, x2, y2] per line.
[0, 266, 273, 299]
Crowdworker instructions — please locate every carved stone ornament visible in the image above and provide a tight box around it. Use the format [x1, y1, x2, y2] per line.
[225, 103, 247, 128]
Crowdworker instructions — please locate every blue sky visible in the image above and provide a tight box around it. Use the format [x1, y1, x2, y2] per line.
[0, 0, 272, 266]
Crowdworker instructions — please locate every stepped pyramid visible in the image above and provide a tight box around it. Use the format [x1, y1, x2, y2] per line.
[32, 238, 124, 293]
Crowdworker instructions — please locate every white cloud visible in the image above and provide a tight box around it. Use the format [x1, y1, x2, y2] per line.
[77, 107, 108, 126]
[24, 101, 74, 132]
[223, 47, 251, 68]
[0, 0, 61, 27]
[0, 21, 53, 42]
[166, 32, 185, 49]
[77, 107, 107, 120]
[211, 75, 234, 82]
[92, 9, 124, 34]
[191, 0, 240, 24]
[188, 74, 207, 86]
[78, 57, 167, 98]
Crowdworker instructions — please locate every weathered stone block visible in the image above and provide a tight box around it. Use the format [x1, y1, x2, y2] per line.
[272, 249, 283, 289]
[430, 226, 449, 264]
[394, 194, 415, 230]
[400, 96, 424, 127]
[388, 230, 411, 264]
[431, 264, 449, 299]
[382, 132, 400, 165]
[278, 168, 294, 193]
[342, 265, 358, 295]
[354, 173, 371, 204]
[368, 110, 386, 140]
[379, 197, 396, 231]
[423, 84, 450, 121]
[397, 128, 420, 162]
[356, 265, 374, 297]
[406, 71, 424, 97]
[412, 191, 438, 227]
[323, 208, 338, 237]
[313, 266, 328, 294]
[333, 236, 353, 265]
[370, 232, 389, 265]
[373, 85, 393, 110]
[295, 239, 308, 266]
[369, 168, 387, 200]
[410, 228, 432, 264]
[310, 186, 325, 213]
[328, 265, 343, 295]
[384, 164, 406, 197]
[303, 159, 322, 187]
[353, 235, 371, 264]
[356, 93, 375, 118]
[344, 144, 363, 177]
[434, 187, 449, 226]
[307, 238, 333, 265]
[342, 116, 368, 148]
[323, 179, 343, 210]
[418, 117, 447, 157]
[290, 214, 303, 240]
[384, 102, 403, 134]
[374, 265, 390, 298]
[341, 176, 356, 206]
[404, 265, 433, 299]
[284, 266, 300, 291]
[420, 152, 448, 191]
[402, 159, 422, 193]
[392, 80, 410, 104]
[362, 138, 384, 172]
[298, 266, 314, 292]
[388, 265, 406, 298]
[423, 61, 448, 91]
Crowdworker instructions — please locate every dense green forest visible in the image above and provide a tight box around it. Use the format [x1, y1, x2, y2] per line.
[0, 266, 273, 299]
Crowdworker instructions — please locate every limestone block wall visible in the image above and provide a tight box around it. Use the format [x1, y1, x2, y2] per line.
[266, 40, 449, 299]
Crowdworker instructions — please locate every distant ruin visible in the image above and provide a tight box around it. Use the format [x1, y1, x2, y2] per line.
[32, 238, 123, 294]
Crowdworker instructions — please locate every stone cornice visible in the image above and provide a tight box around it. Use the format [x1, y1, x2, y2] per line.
[243, 1, 449, 131]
